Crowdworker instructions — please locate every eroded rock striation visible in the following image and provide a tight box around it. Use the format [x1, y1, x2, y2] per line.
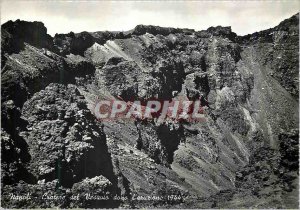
[1, 14, 299, 208]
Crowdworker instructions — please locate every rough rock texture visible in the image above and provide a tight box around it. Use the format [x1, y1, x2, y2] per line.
[1, 14, 299, 208]
[237, 14, 299, 98]
[1, 20, 55, 55]
[208, 129, 299, 209]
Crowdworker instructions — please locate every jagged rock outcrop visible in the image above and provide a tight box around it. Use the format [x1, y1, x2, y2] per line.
[2, 84, 122, 208]
[129, 24, 194, 36]
[196, 26, 237, 41]
[1, 14, 298, 208]
[1, 20, 55, 55]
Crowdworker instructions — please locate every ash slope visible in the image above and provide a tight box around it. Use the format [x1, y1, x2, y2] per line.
[1, 14, 299, 208]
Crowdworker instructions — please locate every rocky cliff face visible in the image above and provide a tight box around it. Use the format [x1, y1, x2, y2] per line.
[1, 14, 299, 208]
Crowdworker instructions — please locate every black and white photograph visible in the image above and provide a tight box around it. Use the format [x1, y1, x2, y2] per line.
[0, 0, 299, 209]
